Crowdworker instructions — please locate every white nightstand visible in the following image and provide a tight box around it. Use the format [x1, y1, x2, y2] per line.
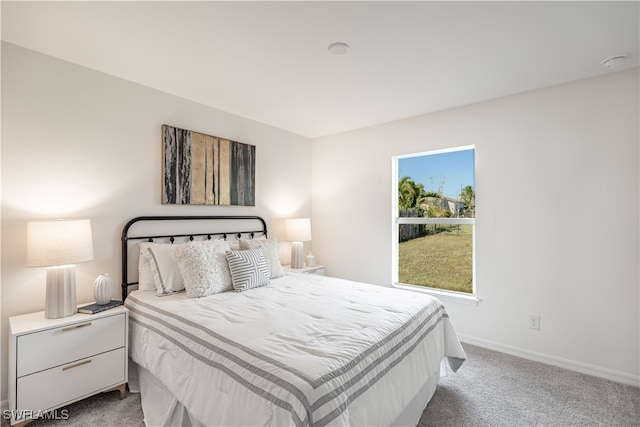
[284, 264, 325, 276]
[8, 305, 128, 426]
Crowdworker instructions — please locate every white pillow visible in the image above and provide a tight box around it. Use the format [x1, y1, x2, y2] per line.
[145, 243, 185, 296]
[225, 248, 270, 292]
[138, 242, 158, 291]
[226, 240, 240, 251]
[239, 238, 284, 279]
[173, 240, 232, 298]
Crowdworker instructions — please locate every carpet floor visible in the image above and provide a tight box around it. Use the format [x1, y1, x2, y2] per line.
[419, 344, 639, 426]
[8, 344, 639, 426]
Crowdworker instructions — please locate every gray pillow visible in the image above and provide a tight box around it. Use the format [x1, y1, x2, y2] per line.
[225, 248, 270, 292]
[239, 238, 284, 278]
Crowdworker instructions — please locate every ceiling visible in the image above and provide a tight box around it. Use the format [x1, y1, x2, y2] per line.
[2, 1, 639, 139]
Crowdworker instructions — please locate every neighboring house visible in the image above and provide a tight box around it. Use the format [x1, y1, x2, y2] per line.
[420, 196, 464, 217]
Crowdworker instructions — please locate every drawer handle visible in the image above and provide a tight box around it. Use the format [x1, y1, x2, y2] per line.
[61, 322, 92, 332]
[62, 359, 92, 371]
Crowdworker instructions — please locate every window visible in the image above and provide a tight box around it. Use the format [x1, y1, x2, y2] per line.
[392, 146, 475, 297]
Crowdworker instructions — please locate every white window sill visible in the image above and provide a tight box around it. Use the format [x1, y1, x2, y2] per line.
[392, 283, 480, 306]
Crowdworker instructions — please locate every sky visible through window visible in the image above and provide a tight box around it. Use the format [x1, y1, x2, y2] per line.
[398, 148, 475, 200]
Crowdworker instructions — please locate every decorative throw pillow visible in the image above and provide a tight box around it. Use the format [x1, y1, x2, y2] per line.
[239, 238, 285, 279]
[138, 242, 158, 291]
[145, 243, 185, 296]
[173, 240, 232, 298]
[225, 248, 270, 292]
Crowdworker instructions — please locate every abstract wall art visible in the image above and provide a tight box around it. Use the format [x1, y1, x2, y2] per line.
[162, 124, 255, 206]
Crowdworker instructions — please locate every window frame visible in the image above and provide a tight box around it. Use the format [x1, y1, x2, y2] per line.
[391, 146, 479, 305]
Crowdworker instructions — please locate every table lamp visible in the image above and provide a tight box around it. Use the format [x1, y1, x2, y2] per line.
[27, 219, 94, 318]
[286, 218, 311, 269]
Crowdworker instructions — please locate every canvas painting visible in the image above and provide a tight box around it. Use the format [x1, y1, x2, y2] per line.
[162, 125, 255, 206]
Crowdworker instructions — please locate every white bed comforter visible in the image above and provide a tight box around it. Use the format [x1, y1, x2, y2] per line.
[125, 273, 466, 427]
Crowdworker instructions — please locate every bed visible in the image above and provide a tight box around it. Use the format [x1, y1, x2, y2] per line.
[121, 216, 466, 426]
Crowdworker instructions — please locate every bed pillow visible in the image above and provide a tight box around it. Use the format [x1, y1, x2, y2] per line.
[138, 242, 158, 291]
[173, 239, 232, 298]
[225, 248, 270, 292]
[239, 238, 284, 279]
[145, 243, 185, 296]
[226, 240, 240, 251]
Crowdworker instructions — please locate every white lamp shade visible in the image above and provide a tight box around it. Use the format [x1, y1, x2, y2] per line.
[286, 218, 312, 242]
[27, 219, 94, 267]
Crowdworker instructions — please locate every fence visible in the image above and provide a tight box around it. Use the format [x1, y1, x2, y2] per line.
[398, 208, 426, 242]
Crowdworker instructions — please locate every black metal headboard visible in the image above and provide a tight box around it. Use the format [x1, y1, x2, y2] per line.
[121, 215, 268, 300]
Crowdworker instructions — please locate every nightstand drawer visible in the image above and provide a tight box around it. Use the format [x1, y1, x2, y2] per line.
[17, 347, 125, 413]
[17, 313, 125, 377]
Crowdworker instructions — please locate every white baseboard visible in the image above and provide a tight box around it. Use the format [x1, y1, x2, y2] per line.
[458, 334, 640, 387]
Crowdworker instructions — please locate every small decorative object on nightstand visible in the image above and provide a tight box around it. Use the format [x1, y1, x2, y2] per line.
[305, 252, 316, 267]
[93, 273, 113, 305]
[8, 306, 128, 426]
[284, 264, 325, 276]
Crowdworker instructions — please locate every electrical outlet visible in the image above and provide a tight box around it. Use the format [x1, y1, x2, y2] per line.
[528, 314, 540, 330]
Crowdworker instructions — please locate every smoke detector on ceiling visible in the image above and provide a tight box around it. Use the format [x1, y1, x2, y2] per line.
[328, 42, 350, 55]
[601, 55, 628, 70]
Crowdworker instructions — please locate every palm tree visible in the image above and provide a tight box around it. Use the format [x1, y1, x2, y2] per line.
[398, 176, 418, 210]
[414, 182, 427, 208]
[460, 185, 475, 217]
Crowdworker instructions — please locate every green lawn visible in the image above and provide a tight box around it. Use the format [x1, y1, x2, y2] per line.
[398, 224, 473, 293]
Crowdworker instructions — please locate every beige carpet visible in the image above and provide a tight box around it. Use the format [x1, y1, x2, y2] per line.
[10, 344, 639, 426]
[419, 344, 639, 426]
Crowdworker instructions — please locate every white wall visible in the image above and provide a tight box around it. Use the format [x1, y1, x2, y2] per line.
[312, 70, 640, 385]
[0, 42, 312, 401]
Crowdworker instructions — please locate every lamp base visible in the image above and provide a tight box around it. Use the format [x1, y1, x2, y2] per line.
[45, 265, 77, 319]
[290, 242, 304, 269]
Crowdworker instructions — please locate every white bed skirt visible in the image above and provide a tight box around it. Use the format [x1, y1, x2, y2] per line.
[129, 360, 439, 427]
